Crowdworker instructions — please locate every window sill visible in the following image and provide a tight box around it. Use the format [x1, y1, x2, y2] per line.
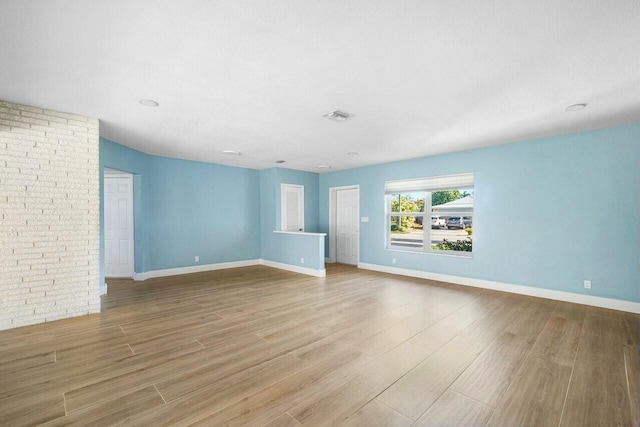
[385, 247, 474, 259]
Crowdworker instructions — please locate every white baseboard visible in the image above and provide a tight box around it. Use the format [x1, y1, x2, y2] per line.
[133, 259, 261, 281]
[99, 283, 108, 296]
[358, 262, 640, 314]
[259, 259, 326, 277]
[131, 258, 326, 281]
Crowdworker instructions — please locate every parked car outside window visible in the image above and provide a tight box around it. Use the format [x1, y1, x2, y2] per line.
[431, 216, 446, 229]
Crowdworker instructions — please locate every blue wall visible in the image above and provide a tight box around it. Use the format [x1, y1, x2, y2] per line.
[319, 124, 640, 303]
[259, 167, 321, 268]
[145, 156, 260, 270]
[100, 138, 260, 285]
[268, 232, 325, 270]
[100, 125, 639, 304]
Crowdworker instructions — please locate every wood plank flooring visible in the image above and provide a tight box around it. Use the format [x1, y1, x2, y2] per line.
[0, 264, 637, 426]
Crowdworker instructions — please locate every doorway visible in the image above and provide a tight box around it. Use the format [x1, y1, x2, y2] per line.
[104, 169, 134, 278]
[329, 185, 359, 265]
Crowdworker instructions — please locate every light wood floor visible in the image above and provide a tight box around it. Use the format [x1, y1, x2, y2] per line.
[0, 264, 638, 426]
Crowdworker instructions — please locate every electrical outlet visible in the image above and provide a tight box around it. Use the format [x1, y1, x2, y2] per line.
[194, 256, 199, 263]
[584, 280, 591, 289]
[300, 257, 304, 264]
[392, 258, 396, 264]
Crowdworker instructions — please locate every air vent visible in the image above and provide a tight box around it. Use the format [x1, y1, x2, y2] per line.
[322, 110, 354, 122]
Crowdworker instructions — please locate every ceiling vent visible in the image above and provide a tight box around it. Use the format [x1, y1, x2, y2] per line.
[322, 110, 354, 122]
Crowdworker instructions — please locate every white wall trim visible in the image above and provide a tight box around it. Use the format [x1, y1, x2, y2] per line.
[259, 259, 326, 277]
[133, 259, 261, 281]
[131, 258, 326, 281]
[273, 230, 326, 236]
[358, 262, 640, 314]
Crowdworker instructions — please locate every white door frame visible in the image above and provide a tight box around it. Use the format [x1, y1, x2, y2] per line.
[104, 170, 135, 278]
[328, 185, 359, 264]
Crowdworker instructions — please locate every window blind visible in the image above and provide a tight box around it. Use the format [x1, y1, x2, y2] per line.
[384, 173, 474, 194]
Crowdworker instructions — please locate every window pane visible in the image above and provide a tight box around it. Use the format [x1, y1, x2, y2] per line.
[431, 188, 473, 207]
[431, 226, 472, 252]
[390, 193, 425, 213]
[390, 215, 424, 248]
[430, 188, 473, 252]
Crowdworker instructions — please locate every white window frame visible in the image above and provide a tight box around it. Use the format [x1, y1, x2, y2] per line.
[385, 174, 474, 256]
[281, 183, 305, 232]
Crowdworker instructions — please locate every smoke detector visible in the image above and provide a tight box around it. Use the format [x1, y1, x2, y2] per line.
[322, 110, 354, 122]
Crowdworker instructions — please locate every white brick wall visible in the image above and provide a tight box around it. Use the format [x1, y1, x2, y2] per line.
[0, 100, 100, 330]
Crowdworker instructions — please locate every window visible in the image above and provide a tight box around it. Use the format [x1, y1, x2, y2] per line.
[281, 184, 304, 232]
[385, 174, 474, 254]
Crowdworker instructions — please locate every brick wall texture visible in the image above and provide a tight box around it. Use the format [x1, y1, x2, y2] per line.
[0, 100, 100, 330]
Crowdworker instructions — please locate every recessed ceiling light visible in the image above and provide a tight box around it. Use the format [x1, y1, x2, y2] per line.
[221, 150, 241, 156]
[138, 99, 159, 107]
[317, 165, 332, 169]
[322, 110, 354, 122]
[565, 103, 587, 111]
[275, 160, 286, 164]
[347, 152, 358, 156]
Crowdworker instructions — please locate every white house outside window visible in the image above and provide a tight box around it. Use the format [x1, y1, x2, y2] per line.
[385, 173, 474, 254]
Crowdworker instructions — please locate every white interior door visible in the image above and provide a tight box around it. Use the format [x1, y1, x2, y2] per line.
[105, 175, 134, 278]
[281, 184, 304, 232]
[336, 188, 359, 265]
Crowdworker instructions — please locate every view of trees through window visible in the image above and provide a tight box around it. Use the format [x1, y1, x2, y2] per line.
[389, 189, 473, 252]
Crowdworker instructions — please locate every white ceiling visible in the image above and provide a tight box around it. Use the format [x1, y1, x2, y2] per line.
[1, 1, 639, 172]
